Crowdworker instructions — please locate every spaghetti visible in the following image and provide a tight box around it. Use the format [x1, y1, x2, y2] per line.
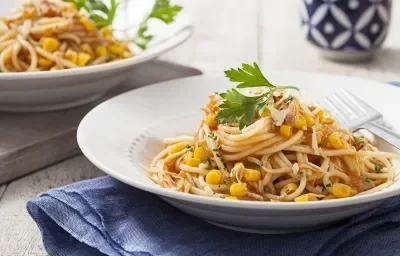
[0, 0, 133, 72]
[145, 68, 399, 202]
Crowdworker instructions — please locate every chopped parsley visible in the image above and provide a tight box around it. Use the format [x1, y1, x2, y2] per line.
[353, 136, 366, 144]
[285, 95, 294, 104]
[202, 157, 211, 165]
[365, 178, 371, 183]
[223, 180, 233, 186]
[326, 183, 332, 188]
[208, 133, 217, 140]
[374, 163, 383, 173]
[296, 173, 304, 179]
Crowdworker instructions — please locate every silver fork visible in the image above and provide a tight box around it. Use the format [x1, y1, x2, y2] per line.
[323, 89, 400, 149]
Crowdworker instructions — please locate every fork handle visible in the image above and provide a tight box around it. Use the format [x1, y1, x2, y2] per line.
[360, 122, 400, 149]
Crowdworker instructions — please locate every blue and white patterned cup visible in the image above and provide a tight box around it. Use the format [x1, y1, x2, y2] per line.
[300, 0, 392, 61]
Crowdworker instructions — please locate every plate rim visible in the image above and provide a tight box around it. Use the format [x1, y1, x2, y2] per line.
[77, 71, 400, 211]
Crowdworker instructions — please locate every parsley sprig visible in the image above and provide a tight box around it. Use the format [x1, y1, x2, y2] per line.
[216, 62, 299, 129]
[64, 0, 183, 49]
[133, 0, 183, 49]
[64, 0, 119, 28]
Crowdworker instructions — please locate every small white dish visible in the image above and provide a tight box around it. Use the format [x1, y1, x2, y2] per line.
[0, 15, 192, 112]
[77, 72, 400, 234]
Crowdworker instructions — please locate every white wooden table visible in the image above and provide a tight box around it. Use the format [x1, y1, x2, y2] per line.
[1, 1, 400, 255]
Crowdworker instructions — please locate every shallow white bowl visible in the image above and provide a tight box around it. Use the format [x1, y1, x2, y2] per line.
[77, 72, 400, 234]
[0, 19, 192, 112]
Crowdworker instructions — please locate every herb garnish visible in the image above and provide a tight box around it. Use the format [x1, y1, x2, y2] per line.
[353, 136, 366, 144]
[64, 0, 119, 28]
[215, 62, 299, 129]
[133, 0, 183, 49]
[208, 133, 217, 140]
[203, 157, 211, 165]
[374, 163, 383, 173]
[326, 183, 332, 188]
[365, 178, 371, 183]
[296, 173, 304, 179]
[64, 0, 183, 48]
[285, 95, 294, 104]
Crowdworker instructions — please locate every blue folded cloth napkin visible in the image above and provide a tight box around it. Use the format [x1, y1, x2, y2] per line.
[27, 82, 400, 256]
[27, 176, 400, 256]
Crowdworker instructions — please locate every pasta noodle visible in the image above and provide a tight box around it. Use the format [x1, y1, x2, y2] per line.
[0, 0, 134, 72]
[146, 86, 399, 203]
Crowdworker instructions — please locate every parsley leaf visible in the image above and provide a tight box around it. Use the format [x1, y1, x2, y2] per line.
[215, 62, 299, 129]
[374, 163, 383, 173]
[216, 89, 265, 129]
[208, 133, 217, 140]
[133, 0, 182, 49]
[326, 183, 332, 188]
[224, 62, 272, 88]
[365, 178, 371, 183]
[202, 157, 211, 165]
[64, 0, 119, 28]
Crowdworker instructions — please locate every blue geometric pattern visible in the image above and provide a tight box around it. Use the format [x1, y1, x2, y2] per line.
[300, 0, 392, 51]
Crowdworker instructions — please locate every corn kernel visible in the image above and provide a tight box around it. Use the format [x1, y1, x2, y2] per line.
[261, 108, 271, 118]
[244, 169, 261, 182]
[77, 52, 91, 66]
[120, 41, 129, 50]
[332, 183, 351, 198]
[41, 38, 59, 53]
[322, 115, 335, 125]
[294, 115, 306, 129]
[100, 26, 112, 36]
[294, 193, 317, 202]
[304, 114, 315, 127]
[206, 113, 218, 130]
[280, 183, 298, 196]
[328, 132, 344, 149]
[108, 44, 124, 56]
[193, 147, 208, 162]
[80, 44, 94, 59]
[206, 169, 223, 185]
[316, 110, 325, 123]
[38, 58, 53, 68]
[185, 157, 201, 167]
[105, 34, 114, 41]
[230, 183, 247, 197]
[95, 46, 108, 57]
[80, 16, 96, 32]
[280, 125, 292, 138]
[123, 51, 134, 59]
[168, 142, 187, 155]
[67, 2, 77, 10]
[23, 8, 36, 19]
[64, 50, 78, 64]
[43, 28, 52, 37]
[225, 196, 238, 200]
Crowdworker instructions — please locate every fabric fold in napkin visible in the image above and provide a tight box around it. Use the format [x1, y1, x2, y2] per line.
[27, 176, 400, 256]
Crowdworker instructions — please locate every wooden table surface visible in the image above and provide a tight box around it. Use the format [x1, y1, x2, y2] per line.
[1, 1, 400, 255]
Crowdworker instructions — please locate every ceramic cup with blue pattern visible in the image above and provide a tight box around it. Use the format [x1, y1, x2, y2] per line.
[300, 0, 392, 61]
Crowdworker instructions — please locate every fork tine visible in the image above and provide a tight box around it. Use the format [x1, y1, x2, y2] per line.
[340, 89, 378, 115]
[332, 93, 358, 119]
[324, 98, 347, 124]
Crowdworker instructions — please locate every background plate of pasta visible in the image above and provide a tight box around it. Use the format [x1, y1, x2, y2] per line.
[0, 0, 192, 111]
[77, 63, 400, 233]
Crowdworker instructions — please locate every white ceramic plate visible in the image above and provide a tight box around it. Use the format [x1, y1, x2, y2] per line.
[77, 72, 400, 234]
[0, 13, 192, 112]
